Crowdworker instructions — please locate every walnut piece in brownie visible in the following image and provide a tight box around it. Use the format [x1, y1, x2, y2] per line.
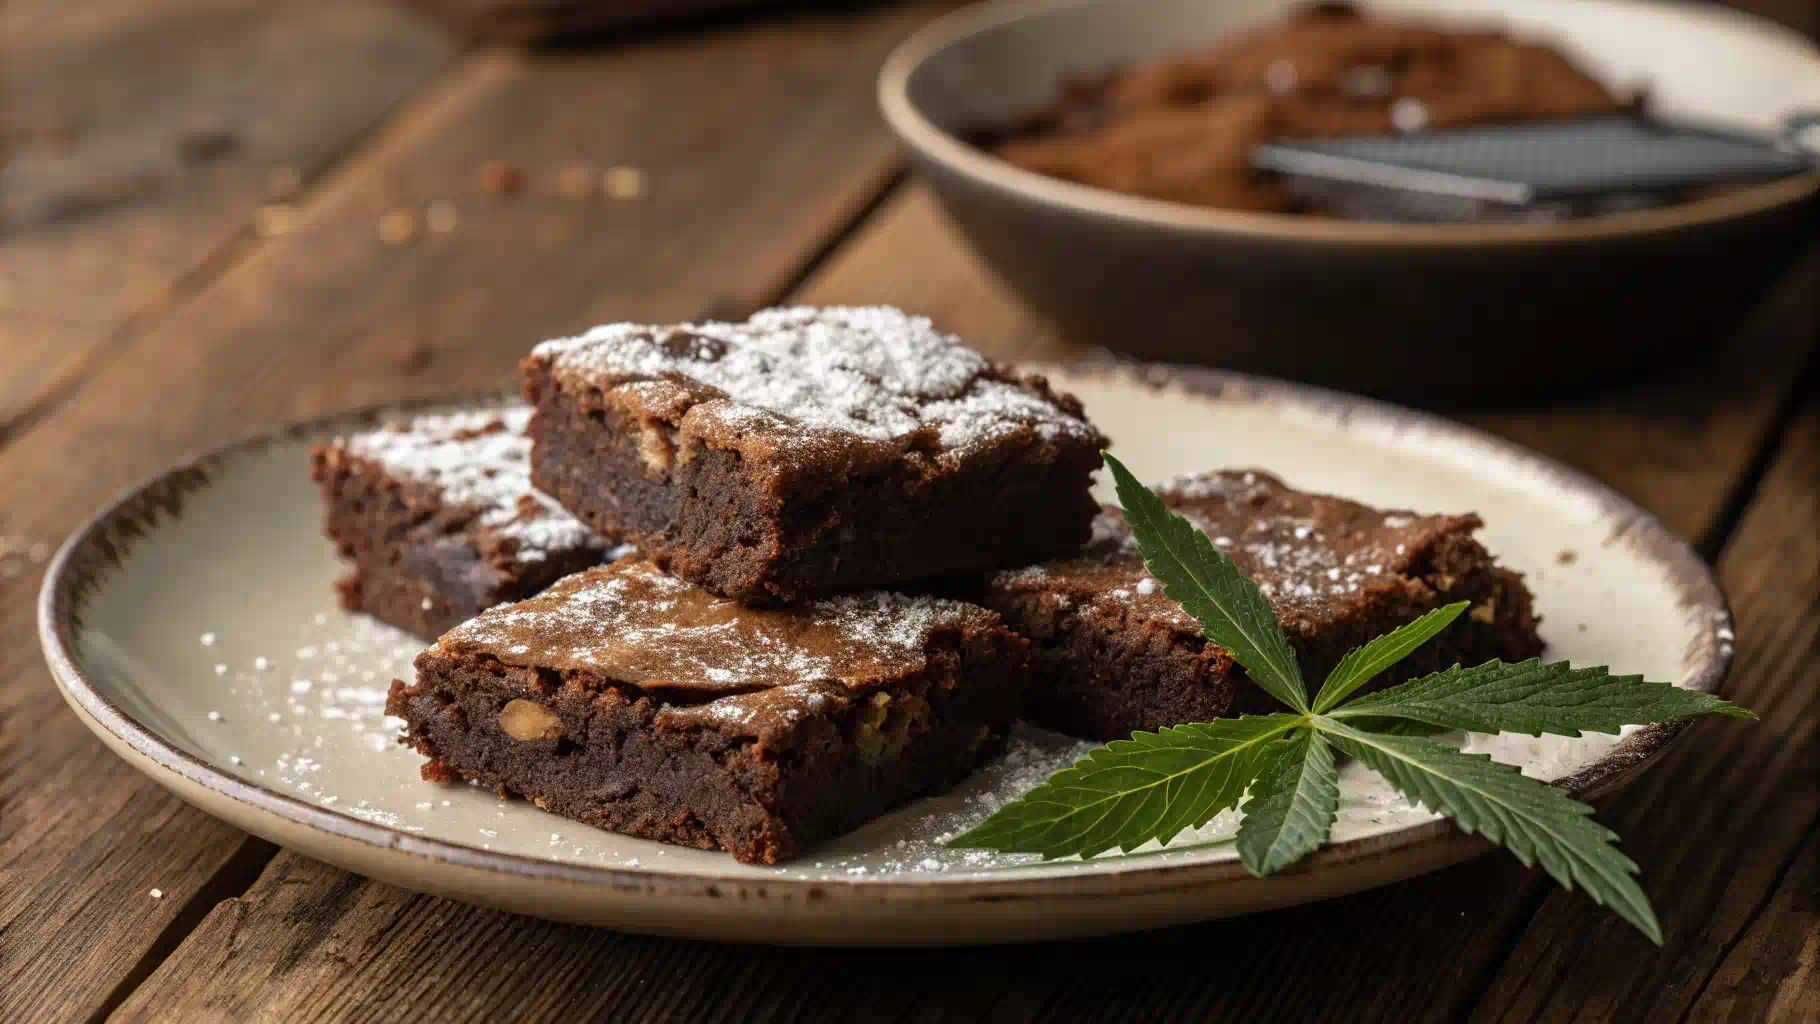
[521, 305, 1108, 604]
[978, 470, 1544, 740]
[311, 407, 619, 640]
[387, 557, 1028, 864]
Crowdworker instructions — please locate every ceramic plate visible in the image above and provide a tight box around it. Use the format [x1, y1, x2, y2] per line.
[41, 365, 1731, 945]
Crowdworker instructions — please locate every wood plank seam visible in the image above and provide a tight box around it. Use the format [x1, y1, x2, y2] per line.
[1463, 387, 1819, 1021]
[685, 164, 908, 326]
[1574, 410, 1817, 1019]
[82, 839, 279, 1024]
[0, 41, 487, 450]
[1691, 326, 1820, 561]
[757, 165, 910, 315]
[1672, 813, 1820, 1023]
[1451, 885, 1561, 1019]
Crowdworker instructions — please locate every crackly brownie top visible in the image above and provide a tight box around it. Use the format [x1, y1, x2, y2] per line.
[327, 407, 603, 563]
[436, 557, 997, 709]
[990, 469, 1484, 633]
[524, 305, 1105, 461]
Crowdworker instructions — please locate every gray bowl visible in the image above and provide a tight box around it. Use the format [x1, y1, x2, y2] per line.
[879, 0, 1820, 402]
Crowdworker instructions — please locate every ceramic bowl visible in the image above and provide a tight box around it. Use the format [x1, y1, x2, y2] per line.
[879, 0, 1820, 402]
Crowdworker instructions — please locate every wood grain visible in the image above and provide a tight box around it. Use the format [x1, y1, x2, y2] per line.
[1685, 824, 1819, 1022]
[0, 313, 105, 432]
[0, 5, 947, 1021]
[0, 0, 458, 425]
[0, 6, 936, 450]
[1469, 390, 1820, 1023]
[0, 571, 280, 1024]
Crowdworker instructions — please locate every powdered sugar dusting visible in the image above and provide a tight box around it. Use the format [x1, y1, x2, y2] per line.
[530, 306, 1101, 457]
[1003, 471, 1468, 621]
[341, 407, 600, 562]
[441, 560, 995, 695]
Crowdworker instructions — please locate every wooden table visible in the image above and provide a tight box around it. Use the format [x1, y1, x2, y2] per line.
[3, 2, 1815, 1020]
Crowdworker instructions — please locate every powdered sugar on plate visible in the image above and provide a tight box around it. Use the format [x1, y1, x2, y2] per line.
[529, 306, 1102, 457]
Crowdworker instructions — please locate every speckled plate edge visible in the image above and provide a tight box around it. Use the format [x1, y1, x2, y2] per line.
[39, 365, 1733, 945]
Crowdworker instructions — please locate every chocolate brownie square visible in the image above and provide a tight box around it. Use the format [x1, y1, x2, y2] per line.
[521, 305, 1108, 604]
[387, 557, 1028, 864]
[311, 407, 619, 640]
[978, 470, 1544, 740]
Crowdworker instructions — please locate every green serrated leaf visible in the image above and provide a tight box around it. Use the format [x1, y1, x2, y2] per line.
[1316, 718, 1662, 944]
[947, 714, 1304, 860]
[1345, 716, 1453, 737]
[1237, 730, 1340, 876]
[1330, 658, 1755, 736]
[1312, 602, 1470, 712]
[1103, 453, 1308, 712]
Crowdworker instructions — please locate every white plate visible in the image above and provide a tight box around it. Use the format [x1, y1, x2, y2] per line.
[41, 364, 1731, 945]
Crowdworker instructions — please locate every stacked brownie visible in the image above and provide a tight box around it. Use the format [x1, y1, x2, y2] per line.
[336, 306, 1105, 863]
[314, 305, 1546, 864]
[520, 305, 1108, 603]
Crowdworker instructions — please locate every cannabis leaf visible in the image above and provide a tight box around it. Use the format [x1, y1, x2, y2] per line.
[1345, 716, 1452, 737]
[948, 452, 1753, 943]
[1104, 454, 1307, 712]
[1236, 730, 1340, 875]
[948, 715, 1301, 859]
[1332, 659, 1753, 736]
[1312, 602, 1468, 712]
[1319, 719, 1662, 943]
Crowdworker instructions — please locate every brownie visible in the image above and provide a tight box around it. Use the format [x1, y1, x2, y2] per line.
[311, 408, 620, 640]
[978, 470, 1544, 740]
[387, 557, 1028, 864]
[521, 305, 1108, 604]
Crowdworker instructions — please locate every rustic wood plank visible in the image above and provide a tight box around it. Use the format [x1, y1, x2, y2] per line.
[2, 11, 930, 445]
[105, 185, 1817, 1024]
[1469, 390, 1820, 1023]
[0, 0, 458, 424]
[0, 5, 948, 1021]
[1684, 824, 1819, 1023]
[0, 313, 105, 431]
[0, 560, 281, 1024]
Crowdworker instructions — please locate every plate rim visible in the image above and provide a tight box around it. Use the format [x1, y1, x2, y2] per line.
[38, 364, 1733, 907]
